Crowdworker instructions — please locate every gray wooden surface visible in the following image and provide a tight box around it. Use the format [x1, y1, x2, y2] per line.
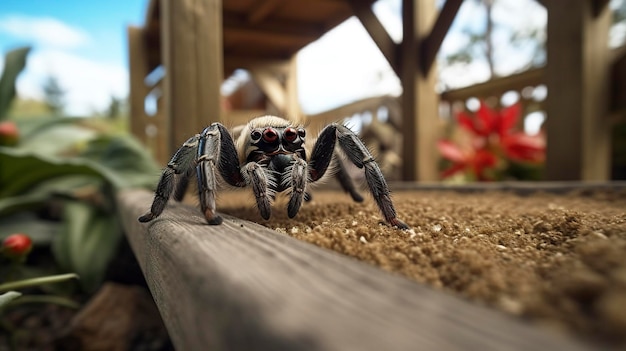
[118, 189, 599, 351]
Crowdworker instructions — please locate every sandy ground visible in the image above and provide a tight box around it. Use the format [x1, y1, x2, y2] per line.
[216, 186, 626, 347]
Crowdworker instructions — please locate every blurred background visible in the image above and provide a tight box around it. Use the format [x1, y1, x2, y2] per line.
[0, 0, 625, 348]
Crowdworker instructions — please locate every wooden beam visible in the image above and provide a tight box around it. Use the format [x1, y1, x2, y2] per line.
[118, 189, 595, 351]
[248, 0, 283, 24]
[400, 0, 440, 181]
[421, 0, 463, 73]
[224, 26, 317, 48]
[544, 0, 612, 180]
[348, 0, 400, 75]
[223, 13, 324, 39]
[440, 68, 544, 102]
[160, 0, 223, 153]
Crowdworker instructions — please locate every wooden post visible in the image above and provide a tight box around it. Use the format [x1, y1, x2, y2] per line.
[127, 27, 150, 148]
[545, 0, 612, 180]
[161, 0, 223, 152]
[400, 0, 439, 181]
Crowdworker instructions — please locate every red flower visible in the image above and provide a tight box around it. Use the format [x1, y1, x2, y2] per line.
[0, 121, 19, 146]
[456, 102, 545, 163]
[438, 140, 498, 181]
[2, 233, 33, 260]
[439, 101, 546, 181]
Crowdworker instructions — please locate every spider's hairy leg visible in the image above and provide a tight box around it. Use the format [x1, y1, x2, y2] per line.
[172, 168, 194, 202]
[312, 124, 409, 230]
[287, 158, 308, 218]
[242, 162, 272, 220]
[214, 124, 246, 187]
[334, 156, 364, 202]
[138, 135, 200, 222]
[197, 124, 225, 225]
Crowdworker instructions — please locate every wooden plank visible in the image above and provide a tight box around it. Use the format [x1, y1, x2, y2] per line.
[544, 0, 612, 180]
[348, 0, 399, 75]
[400, 0, 439, 181]
[118, 189, 597, 351]
[421, 0, 463, 73]
[161, 0, 223, 153]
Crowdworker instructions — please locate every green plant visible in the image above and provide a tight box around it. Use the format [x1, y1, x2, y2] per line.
[0, 232, 79, 350]
[0, 47, 160, 292]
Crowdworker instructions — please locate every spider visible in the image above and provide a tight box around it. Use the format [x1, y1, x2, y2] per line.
[138, 115, 409, 230]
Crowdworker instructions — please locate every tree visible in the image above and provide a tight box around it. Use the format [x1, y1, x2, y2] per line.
[43, 76, 65, 115]
[441, 0, 546, 87]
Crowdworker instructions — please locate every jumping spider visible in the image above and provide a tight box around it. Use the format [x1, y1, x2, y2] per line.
[138, 115, 409, 230]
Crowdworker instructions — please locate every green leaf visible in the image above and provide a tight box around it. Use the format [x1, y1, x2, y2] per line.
[0, 47, 30, 120]
[0, 273, 78, 292]
[17, 122, 97, 156]
[0, 134, 159, 200]
[4, 294, 79, 309]
[0, 147, 109, 198]
[0, 291, 21, 309]
[53, 201, 121, 292]
[78, 134, 160, 188]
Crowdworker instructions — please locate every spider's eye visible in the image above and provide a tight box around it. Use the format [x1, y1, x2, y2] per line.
[263, 128, 278, 143]
[298, 128, 306, 138]
[250, 130, 262, 141]
[284, 127, 297, 142]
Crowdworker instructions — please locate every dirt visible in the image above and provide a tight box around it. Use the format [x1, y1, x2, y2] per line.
[217, 187, 626, 347]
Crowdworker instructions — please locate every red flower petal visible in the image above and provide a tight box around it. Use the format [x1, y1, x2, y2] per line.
[456, 111, 480, 135]
[499, 103, 521, 136]
[502, 133, 546, 163]
[476, 101, 498, 136]
[437, 140, 467, 163]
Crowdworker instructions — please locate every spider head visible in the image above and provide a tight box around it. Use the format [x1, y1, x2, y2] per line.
[240, 116, 306, 165]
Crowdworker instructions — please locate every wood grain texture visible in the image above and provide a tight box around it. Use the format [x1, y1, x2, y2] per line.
[118, 189, 598, 351]
[544, 0, 612, 180]
[400, 0, 440, 182]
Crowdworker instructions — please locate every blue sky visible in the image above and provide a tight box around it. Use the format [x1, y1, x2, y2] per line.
[0, 0, 145, 66]
[0, 0, 147, 115]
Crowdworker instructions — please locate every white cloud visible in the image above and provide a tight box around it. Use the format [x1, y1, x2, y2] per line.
[297, 18, 401, 114]
[0, 15, 90, 49]
[0, 15, 126, 115]
[17, 49, 128, 115]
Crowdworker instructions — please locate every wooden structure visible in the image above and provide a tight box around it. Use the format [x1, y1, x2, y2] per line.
[128, 0, 455, 179]
[118, 188, 600, 351]
[128, 0, 625, 182]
